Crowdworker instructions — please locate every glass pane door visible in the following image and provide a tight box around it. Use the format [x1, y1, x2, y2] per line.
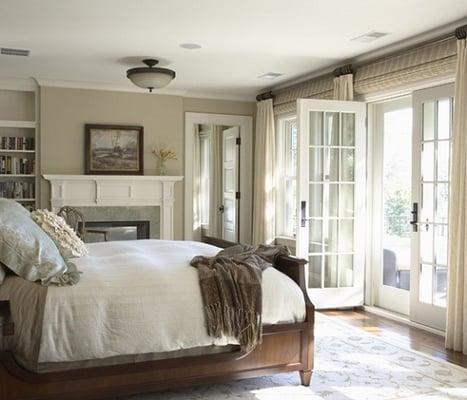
[372, 97, 412, 315]
[411, 84, 454, 331]
[297, 99, 366, 309]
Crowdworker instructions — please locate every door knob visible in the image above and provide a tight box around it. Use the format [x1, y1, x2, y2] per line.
[218, 205, 225, 213]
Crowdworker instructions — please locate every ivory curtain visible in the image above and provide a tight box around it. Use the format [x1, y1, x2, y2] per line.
[333, 73, 354, 100]
[192, 125, 202, 241]
[252, 99, 276, 245]
[446, 37, 467, 355]
[207, 125, 223, 237]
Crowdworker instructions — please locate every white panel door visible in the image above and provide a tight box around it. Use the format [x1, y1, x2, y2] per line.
[410, 84, 454, 331]
[222, 126, 239, 242]
[297, 99, 366, 309]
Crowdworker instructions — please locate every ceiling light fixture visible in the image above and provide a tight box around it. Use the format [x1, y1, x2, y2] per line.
[180, 43, 202, 50]
[258, 72, 283, 79]
[351, 31, 389, 43]
[126, 59, 176, 92]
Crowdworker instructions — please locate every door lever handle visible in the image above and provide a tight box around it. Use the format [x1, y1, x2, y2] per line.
[300, 201, 307, 227]
[409, 202, 418, 232]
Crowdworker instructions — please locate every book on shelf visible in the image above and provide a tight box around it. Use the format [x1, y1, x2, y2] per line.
[0, 156, 35, 175]
[0, 136, 35, 151]
[0, 181, 35, 199]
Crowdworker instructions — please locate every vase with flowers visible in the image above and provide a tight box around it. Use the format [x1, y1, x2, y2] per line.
[152, 147, 177, 176]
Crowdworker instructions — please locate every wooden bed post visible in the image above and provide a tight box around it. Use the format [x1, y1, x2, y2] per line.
[274, 253, 315, 386]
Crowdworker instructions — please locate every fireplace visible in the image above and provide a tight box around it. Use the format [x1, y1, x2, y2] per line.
[83, 220, 150, 243]
[43, 175, 183, 240]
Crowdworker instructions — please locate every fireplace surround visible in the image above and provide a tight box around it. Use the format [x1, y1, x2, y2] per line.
[43, 175, 183, 240]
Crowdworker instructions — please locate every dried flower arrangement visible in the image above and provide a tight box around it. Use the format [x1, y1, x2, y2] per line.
[152, 147, 177, 175]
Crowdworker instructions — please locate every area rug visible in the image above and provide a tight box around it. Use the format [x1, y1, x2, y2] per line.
[118, 314, 467, 400]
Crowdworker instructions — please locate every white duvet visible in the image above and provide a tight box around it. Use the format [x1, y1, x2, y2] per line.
[38, 240, 306, 363]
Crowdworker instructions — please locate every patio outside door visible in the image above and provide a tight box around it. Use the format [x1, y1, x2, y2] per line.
[410, 84, 454, 331]
[296, 99, 366, 309]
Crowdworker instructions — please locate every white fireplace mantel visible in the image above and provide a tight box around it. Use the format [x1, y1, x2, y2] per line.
[43, 175, 183, 240]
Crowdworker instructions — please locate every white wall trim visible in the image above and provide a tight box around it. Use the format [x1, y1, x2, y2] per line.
[34, 78, 255, 102]
[0, 76, 38, 91]
[184, 112, 253, 243]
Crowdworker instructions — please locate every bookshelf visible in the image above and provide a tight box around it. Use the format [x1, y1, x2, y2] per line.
[0, 88, 38, 210]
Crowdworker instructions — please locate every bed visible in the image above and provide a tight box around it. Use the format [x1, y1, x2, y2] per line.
[0, 236, 314, 400]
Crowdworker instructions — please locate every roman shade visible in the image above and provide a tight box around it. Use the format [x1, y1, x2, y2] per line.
[272, 36, 457, 115]
[354, 36, 457, 95]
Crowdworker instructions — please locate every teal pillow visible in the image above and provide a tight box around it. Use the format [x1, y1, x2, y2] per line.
[0, 199, 80, 286]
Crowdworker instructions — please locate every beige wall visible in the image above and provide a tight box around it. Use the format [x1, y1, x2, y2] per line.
[40, 87, 255, 239]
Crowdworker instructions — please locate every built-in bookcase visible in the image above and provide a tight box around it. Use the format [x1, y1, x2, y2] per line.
[0, 88, 39, 210]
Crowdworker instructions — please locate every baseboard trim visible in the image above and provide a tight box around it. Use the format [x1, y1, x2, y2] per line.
[363, 306, 445, 337]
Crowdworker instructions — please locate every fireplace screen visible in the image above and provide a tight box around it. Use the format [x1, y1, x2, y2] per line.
[83, 221, 150, 243]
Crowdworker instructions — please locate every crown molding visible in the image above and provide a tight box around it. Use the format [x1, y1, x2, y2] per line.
[34, 78, 255, 102]
[34, 78, 188, 96]
[0, 76, 38, 91]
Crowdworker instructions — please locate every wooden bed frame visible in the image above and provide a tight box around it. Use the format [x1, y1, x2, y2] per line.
[0, 237, 314, 400]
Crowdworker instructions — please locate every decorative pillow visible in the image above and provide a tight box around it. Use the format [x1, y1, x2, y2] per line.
[0, 198, 80, 286]
[31, 209, 88, 259]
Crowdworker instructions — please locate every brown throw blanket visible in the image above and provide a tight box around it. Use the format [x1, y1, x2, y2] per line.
[190, 244, 290, 352]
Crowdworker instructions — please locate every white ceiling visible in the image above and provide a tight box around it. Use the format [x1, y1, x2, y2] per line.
[0, 0, 466, 100]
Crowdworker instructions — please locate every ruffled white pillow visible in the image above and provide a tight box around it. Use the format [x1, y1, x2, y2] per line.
[31, 209, 89, 258]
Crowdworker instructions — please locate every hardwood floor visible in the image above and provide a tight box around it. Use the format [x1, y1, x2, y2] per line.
[320, 308, 467, 369]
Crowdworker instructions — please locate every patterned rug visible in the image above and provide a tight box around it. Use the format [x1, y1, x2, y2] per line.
[119, 314, 467, 400]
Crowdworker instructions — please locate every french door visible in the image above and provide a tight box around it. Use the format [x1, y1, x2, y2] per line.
[296, 99, 366, 309]
[221, 126, 239, 242]
[372, 97, 412, 316]
[371, 84, 453, 330]
[410, 84, 454, 331]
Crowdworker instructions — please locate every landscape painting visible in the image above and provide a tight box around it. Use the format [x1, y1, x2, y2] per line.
[85, 124, 144, 175]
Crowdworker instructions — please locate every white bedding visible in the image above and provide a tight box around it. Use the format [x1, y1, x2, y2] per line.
[38, 240, 306, 364]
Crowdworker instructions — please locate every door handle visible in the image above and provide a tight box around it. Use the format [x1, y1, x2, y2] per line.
[218, 205, 225, 213]
[301, 201, 308, 227]
[409, 202, 418, 232]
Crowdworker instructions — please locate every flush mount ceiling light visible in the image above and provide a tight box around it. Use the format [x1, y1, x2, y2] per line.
[126, 59, 176, 92]
[258, 72, 283, 79]
[351, 31, 389, 43]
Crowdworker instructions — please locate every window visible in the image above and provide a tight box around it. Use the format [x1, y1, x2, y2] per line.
[276, 115, 298, 238]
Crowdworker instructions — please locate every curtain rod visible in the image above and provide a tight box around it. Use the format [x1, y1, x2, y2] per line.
[333, 64, 353, 77]
[456, 24, 467, 39]
[256, 91, 274, 102]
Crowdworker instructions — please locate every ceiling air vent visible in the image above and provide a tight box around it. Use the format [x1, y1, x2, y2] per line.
[1, 47, 30, 57]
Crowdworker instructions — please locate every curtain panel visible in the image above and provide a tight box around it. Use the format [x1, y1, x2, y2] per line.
[333, 73, 354, 100]
[252, 99, 276, 245]
[446, 37, 467, 355]
[272, 36, 457, 116]
[192, 124, 202, 241]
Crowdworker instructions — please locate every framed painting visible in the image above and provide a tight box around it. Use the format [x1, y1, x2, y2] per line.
[85, 124, 144, 175]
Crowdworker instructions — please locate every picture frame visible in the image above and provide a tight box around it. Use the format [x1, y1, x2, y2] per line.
[85, 124, 144, 175]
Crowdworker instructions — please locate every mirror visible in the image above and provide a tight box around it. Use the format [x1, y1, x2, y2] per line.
[193, 124, 240, 242]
